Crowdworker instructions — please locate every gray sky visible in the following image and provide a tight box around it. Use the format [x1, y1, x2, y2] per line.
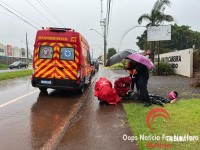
[0, 0, 200, 58]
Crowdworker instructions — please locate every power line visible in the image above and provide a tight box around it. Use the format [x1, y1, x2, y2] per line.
[25, 0, 56, 26]
[36, 0, 65, 27]
[0, 10, 18, 19]
[0, 3, 39, 30]
[0, 1, 42, 28]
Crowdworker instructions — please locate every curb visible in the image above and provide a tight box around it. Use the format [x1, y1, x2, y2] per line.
[40, 75, 97, 150]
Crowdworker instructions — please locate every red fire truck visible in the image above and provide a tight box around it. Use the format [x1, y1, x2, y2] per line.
[32, 27, 93, 93]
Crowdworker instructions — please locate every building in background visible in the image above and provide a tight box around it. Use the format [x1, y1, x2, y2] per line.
[7, 45, 13, 57]
[13, 46, 21, 58]
[21, 48, 26, 58]
[0, 43, 6, 56]
[0, 42, 32, 65]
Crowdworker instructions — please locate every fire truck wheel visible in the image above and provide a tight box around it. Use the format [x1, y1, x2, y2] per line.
[89, 75, 92, 83]
[78, 84, 84, 94]
[39, 87, 47, 92]
[99, 100, 105, 105]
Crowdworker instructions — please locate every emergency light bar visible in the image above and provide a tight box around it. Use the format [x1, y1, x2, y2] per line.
[43, 27, 74, 32]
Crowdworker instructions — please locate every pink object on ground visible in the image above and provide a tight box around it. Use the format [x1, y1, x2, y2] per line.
[168, 91, 178, 100]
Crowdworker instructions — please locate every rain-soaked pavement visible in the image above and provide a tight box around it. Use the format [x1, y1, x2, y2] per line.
[0, 74, 94, 150]
[58, 68, 138, 150]
[1, 68, 200, 150]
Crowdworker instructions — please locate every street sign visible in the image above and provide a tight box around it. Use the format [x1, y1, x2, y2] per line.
[147, 25, 171, 41]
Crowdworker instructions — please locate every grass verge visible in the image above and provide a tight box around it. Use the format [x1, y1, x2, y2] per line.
[0, 64, 8, 70]
[0, 70, 32, 81]
[123, 99, 200, 150]
[107, 62, 125, 69]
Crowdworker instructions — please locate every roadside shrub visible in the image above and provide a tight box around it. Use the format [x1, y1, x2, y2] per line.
[191, 79, 200, 87]
[152, 62, 174, 76]
[190, 77, 200, 87]
[108, 62, 125, 69]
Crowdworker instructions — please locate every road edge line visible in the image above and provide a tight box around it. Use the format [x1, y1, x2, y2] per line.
[0, 90, 38, 109]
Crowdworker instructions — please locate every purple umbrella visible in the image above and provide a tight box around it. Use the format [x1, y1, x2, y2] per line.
[126, 53, 154, 69]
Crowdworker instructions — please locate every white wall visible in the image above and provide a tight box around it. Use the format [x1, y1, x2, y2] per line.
[155, 49, 193, 77]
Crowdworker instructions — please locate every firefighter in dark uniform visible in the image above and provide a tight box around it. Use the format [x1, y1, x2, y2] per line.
[134, 62, 152, 107]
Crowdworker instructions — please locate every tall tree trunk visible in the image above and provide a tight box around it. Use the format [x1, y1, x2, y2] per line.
[157, 41, 160, 75]
[150, 41, 155, 63]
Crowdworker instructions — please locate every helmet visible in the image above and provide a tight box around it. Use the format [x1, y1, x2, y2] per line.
[168, 91, 178, 100]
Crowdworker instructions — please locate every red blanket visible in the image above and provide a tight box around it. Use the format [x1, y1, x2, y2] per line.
[94, 77, 121, 105]
[114, 76, 131, 97]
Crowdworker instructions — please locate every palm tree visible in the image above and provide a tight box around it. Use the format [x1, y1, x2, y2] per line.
[138, 0, 174, 27]
[138, 0, 174, 65]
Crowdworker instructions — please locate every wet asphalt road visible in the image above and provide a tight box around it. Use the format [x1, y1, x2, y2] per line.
[1, 68, 199, 150]
[0, 74, 93, 150]
[0, 67, 137, 150]
[58, 68, 137, 150]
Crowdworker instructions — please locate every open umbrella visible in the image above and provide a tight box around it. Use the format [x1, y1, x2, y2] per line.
[106, 49, 136, 66]
[126, 53, 154, 69]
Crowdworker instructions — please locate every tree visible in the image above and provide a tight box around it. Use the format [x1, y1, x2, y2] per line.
[136, 30, 151, 50]
[138, 0, 173, 27]
[137, 0, 174, 62]
[137, 24, 200, 53]
[107, 48, 117, 59]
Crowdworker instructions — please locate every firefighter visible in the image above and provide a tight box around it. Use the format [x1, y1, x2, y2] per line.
[134, 62, 152, 107]
[126, 60, 139, 93]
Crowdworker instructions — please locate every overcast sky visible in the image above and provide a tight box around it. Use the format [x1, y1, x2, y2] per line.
[0, 0, 200, 58]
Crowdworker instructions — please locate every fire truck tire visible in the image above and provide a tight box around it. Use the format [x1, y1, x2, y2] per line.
[39, 87, 47, 92]
[78, 84, 84, 94]
[89, 75, 92, 83]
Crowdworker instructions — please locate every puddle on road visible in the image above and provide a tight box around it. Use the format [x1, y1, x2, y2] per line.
[30, 90, 82, 149]
[0, 76, 31, 91]
[0, 87, 84, 150]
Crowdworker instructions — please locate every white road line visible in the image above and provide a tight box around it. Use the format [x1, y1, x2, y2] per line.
[0, 90, 39, 109]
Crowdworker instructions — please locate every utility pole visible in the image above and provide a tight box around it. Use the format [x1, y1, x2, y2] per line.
[26, 32, 29, 64]
[100, 18, 107, 66]
[92, 49, 93, 59]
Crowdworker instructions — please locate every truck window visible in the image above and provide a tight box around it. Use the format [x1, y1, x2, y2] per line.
[60, 47, 75, 61]
[39, 46, 53, 59]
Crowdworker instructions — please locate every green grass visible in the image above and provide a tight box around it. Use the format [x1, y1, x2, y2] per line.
[107, 62, 125, 69]
[0, 70, 32, 81]
[0, 64, 8, 70]
[123, 99, 200, 150]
